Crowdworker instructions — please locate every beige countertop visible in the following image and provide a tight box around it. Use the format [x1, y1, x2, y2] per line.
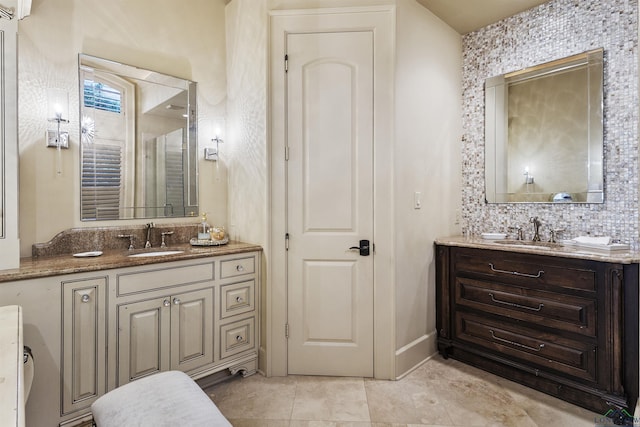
[0, 241, 262, 283]
[435, 235, 640, 264]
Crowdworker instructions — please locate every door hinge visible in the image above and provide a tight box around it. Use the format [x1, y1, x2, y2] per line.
[285, 323, 290, 338]
[284, 54, 288, 73]
[285, 233, 290, 250]
[285, 146, 289, 161]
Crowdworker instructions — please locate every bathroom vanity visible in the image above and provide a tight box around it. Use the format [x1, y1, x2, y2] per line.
[436, 237, 638, 418]
[0, 236, 261, 427]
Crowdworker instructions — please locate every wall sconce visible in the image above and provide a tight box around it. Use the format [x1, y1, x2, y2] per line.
[46, 88, 69, 149]
[204, 130, 224, 161]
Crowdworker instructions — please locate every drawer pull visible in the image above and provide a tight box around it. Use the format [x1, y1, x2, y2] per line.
[489, 329, 545, 352]
[236, 335, 244, 342]
[489, 293, 544, 312]
[236, 296, 244, 303]
[236, 265, 245, 272]
[489, 263, 544, 278]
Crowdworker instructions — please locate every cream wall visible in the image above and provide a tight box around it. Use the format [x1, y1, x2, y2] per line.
[393, 0, 461, 376]
[17, 0, 228, 257]
[225, 0, 269, 373]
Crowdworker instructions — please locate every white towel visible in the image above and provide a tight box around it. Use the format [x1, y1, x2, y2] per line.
[572, 236, 612, 245]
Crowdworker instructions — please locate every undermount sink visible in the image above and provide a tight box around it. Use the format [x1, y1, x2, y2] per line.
[128, 250, 184, 258]
[490, 240, 558, 250]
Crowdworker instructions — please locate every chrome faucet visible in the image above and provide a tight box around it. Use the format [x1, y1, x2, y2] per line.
[530, 217, 542, 241]
[145, 223, 155, 248]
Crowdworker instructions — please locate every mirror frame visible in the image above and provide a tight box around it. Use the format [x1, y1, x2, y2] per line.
[485, 48, 604, 204]
[78, 54, 199, 220]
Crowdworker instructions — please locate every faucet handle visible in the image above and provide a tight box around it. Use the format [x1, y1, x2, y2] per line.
[160, 231, 174, 248]
[508, 225, 524, 240]
[118, 234, 135, 250]
[548, 227, 565, 243]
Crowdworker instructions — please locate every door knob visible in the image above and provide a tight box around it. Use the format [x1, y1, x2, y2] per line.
[348, 239, 370, 256]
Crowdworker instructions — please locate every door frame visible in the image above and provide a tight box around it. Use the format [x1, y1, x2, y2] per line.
[268, 5, 396, 379]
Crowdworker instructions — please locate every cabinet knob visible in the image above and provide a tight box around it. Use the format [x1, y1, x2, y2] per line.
[163, 299, 171, 307]
[173, 298, 181, 305]
[81, 294, 90, 303]
[236, 296, 244, 303]
[235, 335, 244, 342]
[236, 265, 244, 272]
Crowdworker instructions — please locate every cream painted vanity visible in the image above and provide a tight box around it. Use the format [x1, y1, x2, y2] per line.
[436, 236, 639, 422]
[0, 239, 261, 427]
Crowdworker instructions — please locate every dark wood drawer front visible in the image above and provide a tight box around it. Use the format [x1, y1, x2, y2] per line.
[455, 312, 597, 383]
[453, 248, 596, 292]
[455, 277, 596, 336]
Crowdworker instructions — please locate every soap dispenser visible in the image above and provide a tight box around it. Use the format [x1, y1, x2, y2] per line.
[198, 213, 211, 240]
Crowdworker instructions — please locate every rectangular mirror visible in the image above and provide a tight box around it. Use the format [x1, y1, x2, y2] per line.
[485, 48, 604, 203]
[78, 54, 198, 220]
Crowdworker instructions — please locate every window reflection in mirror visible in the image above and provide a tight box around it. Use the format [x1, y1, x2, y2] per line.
[78, 54, 198, 220]
[485, 48, 604, 203]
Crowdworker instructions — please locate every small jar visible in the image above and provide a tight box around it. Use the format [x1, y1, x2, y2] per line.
[210, 226, 226, 241]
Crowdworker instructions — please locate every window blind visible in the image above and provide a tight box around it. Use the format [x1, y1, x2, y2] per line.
[83, 80, 122, 113]
[81, 143, 122, 220]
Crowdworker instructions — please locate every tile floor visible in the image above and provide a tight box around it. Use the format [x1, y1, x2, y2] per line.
[204, 355, 606, 427]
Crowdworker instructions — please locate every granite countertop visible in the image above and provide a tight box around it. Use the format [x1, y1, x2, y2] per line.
[0, 241, 262, 283]
[436, 235, 640, 264]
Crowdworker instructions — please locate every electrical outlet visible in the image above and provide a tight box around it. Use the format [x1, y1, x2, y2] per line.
[414, 192, 422, 209]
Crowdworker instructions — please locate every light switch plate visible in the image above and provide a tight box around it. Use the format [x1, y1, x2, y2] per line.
[414, 191, 422, 209]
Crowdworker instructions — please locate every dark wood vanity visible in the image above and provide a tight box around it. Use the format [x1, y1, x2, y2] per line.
[436, 239, 639, 418]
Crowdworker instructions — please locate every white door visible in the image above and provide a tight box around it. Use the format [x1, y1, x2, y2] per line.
[286, 30, 375, 377]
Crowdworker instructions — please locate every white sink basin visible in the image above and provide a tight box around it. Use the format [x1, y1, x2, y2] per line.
[128, 250, 184, 258]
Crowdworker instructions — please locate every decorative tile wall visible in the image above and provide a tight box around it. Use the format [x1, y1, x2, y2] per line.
[461, 0, 639, 247]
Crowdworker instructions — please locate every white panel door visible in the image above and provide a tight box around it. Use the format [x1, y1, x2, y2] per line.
[287, 30, 374, 377]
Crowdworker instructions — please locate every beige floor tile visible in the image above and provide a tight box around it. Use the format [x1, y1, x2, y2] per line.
[433, 376, 538, 427]
[205, 357, 607, 427]
[290, 376, 371, 422]
[493, 377, 601, 427]
[228, 419, 291, 427]
[406, 356, 495, 384]
[364, 374, 455, 425]
[289, 421, 374, 427]
[207, 374, 297, 420]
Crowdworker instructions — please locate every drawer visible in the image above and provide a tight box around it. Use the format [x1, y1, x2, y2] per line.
[117, 261, 215, 296]
[455, 277, 596, 336]
[455, 311, 597, 383]
[220, 318, 255, 359]
[452, 247, 596, 292]
[221, 280, 255, 318]
[220, 256, 255, 279]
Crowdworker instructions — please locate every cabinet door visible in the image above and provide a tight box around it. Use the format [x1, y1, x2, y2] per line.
[61, 278, 107, 414]
[170, 288, 214, 372]
[117, 297, 170, 386]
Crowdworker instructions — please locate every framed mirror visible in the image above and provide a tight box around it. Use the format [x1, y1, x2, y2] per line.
[485, 48, 604, 203]
[78, 54, 198, 220]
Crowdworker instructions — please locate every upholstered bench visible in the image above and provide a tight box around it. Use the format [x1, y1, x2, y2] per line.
[91, 371, 232, 427]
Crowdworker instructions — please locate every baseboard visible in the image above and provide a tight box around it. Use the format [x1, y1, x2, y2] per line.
[259, 345, 267, 375]
[394, 331, 437, 379]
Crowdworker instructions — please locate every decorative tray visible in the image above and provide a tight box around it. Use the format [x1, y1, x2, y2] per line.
[190, 237, 229, 246]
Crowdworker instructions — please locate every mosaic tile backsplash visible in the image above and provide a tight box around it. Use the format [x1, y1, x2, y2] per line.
[461, 0, 639, 247]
